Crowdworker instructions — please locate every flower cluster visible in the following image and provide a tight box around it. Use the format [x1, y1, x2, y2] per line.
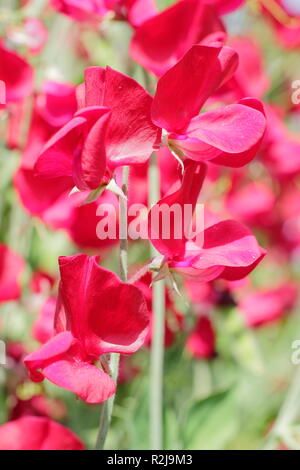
[0, 0, 299, 451]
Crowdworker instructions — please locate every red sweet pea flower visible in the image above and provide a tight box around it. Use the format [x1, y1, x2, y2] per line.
[262, 106, 300, 179]
[10, 395, 67, 421]
[148, 161, 266, 281]
[32, 297, 56, 344]
[25, 254, 149, 403]
[35, 44, 266, 193]
[216, 37, 270, 101]
[0, 41, 33, 103]
[130, 0, 224, 77]
[239, 282, 298, 327]
[186, 315, 216, 359]
[0, 244, 25, 303]
[35, 106, 111, 190]
[35, 66, 159, 190]
[0, 416, 84, 450]
[226, 182, 276, 227]
[152, 45, 266, 167]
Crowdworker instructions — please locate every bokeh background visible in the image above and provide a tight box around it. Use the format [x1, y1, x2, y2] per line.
[0, 0, 300, 450]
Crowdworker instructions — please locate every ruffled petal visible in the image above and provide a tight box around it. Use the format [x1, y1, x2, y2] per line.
[130, 0, 224, 76]
[58, 254, 149, 355]
[152, 44, 238, 133]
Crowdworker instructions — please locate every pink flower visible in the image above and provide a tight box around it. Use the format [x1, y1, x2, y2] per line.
[205, 0, 245, 14]
[10, 395, 67, 421]
[105, 0, 157, 27]
[0, 41, 33, 103]
[148, 161, 266, 281]
[130, 0, 224, 77]
[36, 66, 159, 190]
[25, 254, 149, 403]
[239, 283, 298, 327]
[0, 416, 84, 450]
[35, 44, 266, 192]
[32, 297, 56, 344]
[226, 182, 276, 227]
[186, 315, 216, 359]
[0, 244, 25, 303]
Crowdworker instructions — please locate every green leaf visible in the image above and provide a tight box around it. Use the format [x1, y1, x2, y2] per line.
[183, 391, 238, 450]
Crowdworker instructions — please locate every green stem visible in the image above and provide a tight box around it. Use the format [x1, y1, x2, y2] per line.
[149, 153, 165, 450]
[263, 365, 300, 449]
[95, 167, 129, 450]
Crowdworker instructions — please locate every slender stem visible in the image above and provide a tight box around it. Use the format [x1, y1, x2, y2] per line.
[119, 166, 129, 282]
[95, 167, 129, 450]
[263, 365, 300, 449]
[149, 153, 166, 450]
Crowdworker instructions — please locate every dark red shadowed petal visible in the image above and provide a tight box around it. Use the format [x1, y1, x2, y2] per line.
[152, 44, 238, 133]
[130, 0, 224, 77]
[148, 162, 207, 258]
[0, 416, 84, 450]
[58, 254, 149, 356]
[0, 244, 25, 303]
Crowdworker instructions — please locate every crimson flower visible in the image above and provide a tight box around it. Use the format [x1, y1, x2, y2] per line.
[0, 41, 33, 104]
[151, 44, 266, 167]
[130, 0, 224, 76]
[186, 315, 216, 359]
[148, 161, 266, 281]
[239, 282, 298, 327]
[35, 43, 266, 194]
[0, 244, 25, 303]
[35, 66, 159, 190]
[24, 254, 149, 403]
[0, 416, 84, 450]
[50, 0, 156, 27]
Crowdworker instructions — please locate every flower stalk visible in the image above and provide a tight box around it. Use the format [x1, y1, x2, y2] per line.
[95, 166, 129, 450]
[149, 152, 166, 450]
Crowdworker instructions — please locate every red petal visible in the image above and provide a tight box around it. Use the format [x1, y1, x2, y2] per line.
[0, 42, 34, 102]
[130, 0, 224, 76]
[0, 416, 84, 450]
[58, 254, 149, 355]
[35, 116, 86, 179]
[0, 244, 25, 302]
[24, 331, 74, 373]
[104, 67, 159, 166]
[152, 44, 238, 133]
[74, 107, 111, 189]
[84, 66, 106, 107]
[43, 358, 116, 404]
[175, 102, 266, 161]
[210, 98, 266, 167]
